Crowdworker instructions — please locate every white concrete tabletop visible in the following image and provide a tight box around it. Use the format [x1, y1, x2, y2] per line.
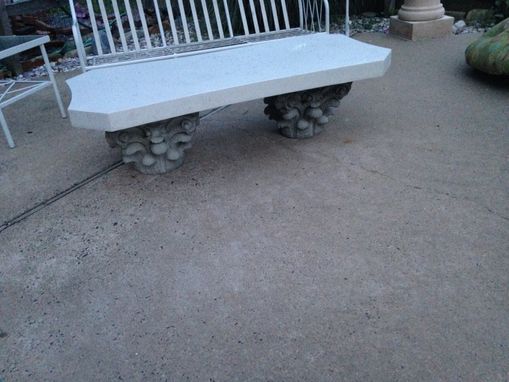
[67, 33, 391, 131]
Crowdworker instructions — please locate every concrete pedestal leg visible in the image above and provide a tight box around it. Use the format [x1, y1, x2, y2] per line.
[390, 0, 453, 40]
[106, 114, 199, 175]
[264, 83, 352, 139]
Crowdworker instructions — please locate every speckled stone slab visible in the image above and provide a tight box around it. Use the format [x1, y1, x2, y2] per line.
[67, 33, 391, 132]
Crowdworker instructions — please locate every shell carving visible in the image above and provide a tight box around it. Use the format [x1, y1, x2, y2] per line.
[106, 113, 199, 174]
[264, 83, 352, 139]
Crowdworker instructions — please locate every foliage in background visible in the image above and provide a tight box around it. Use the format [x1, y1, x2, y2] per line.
[494, 0, 509, 16]
[226, 0, 402, 30]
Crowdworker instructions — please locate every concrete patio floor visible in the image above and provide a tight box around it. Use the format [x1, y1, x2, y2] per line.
[0, 33, 508, 381]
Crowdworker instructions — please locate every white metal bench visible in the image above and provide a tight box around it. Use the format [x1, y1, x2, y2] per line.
[67, 0, 391, 174]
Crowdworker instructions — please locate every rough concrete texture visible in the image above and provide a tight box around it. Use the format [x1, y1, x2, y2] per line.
[1, 33, 508, 381]
[0, 71, 119, 225]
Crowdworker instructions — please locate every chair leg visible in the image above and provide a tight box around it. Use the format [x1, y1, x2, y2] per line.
[0, 109, 15, 148]
[40, 44, 67, 119]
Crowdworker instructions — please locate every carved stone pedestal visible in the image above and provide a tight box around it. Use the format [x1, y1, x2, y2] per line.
[106, 113, 199, 174]
[398, 0, 446, 21]
[390, 15, 453, 40]
[264, 83, 352, 139]
[106, 84, 353, 174]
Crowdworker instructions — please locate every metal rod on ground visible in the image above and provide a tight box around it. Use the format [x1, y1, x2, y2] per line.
[0, 161, 124, 233]
[0, 104, 231, 231]
[201, 106, 229, 119]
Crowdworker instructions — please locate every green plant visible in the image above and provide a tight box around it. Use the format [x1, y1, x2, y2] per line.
[495, 0, 509, 16]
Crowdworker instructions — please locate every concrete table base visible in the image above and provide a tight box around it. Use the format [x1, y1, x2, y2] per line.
[390, 15, 454, 40]
[106, 84, 353, 174]
[105, 113, 199, 175]
[264, 83, 352, 139]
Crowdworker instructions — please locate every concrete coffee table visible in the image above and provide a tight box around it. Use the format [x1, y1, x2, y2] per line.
[0, 35, 66, 148]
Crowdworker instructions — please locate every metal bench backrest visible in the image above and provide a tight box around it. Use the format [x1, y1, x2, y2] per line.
[70, 0, 345, 70]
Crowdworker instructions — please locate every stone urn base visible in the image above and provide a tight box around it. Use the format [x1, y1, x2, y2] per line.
[390, 15, 454, 40]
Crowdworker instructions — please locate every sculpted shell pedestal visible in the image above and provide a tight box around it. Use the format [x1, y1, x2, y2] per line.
[264, 83, 352, 139]
[107, 84, 353, 174]
[106, 114, 199, 175]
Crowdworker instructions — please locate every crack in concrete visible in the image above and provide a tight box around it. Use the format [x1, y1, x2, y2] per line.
[3, 109, 505, 236]
[216, 125, 509, 224]
[357, 164, 509, 223]
[0, 109, 229, 235]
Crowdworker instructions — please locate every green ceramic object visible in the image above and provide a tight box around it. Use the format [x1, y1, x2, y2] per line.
[465, 18, 509, 75]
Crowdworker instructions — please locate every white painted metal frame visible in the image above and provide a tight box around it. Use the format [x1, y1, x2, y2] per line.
[70, 0, 350, 71]
[0, 35, 67, 148]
